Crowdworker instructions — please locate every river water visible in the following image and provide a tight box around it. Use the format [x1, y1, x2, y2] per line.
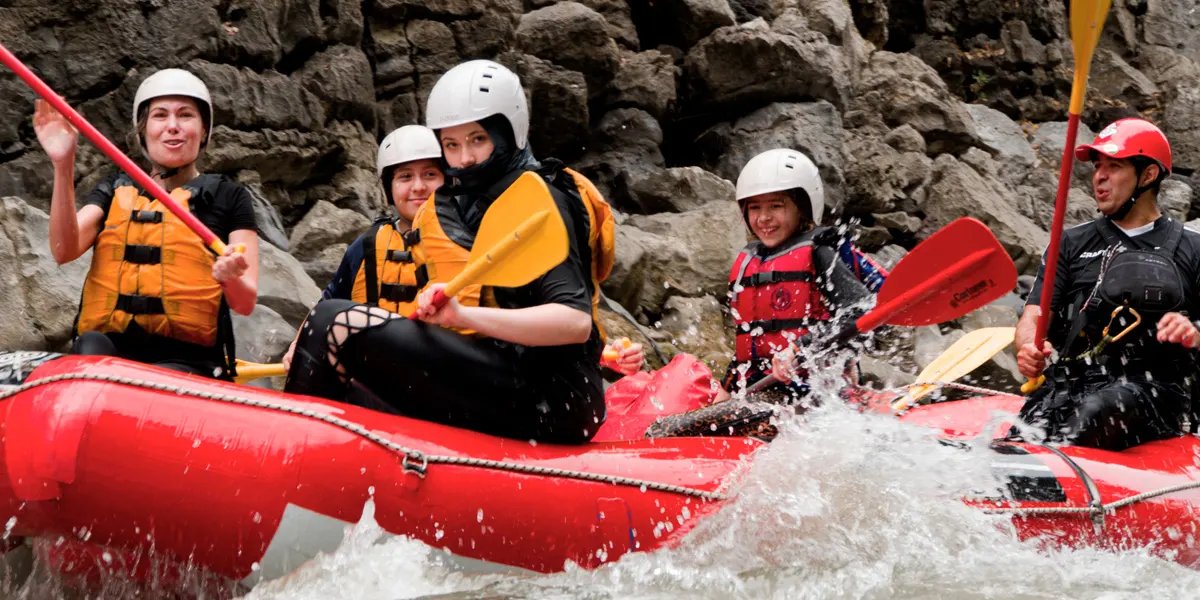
[234, 400, 1200, 600]
[5, 381, 1200, 598]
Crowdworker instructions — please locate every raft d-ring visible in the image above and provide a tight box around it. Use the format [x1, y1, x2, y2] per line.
[402, 453, 428, 478]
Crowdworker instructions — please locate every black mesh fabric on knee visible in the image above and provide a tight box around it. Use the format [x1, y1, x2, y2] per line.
[325, 304, 400, 381]
[284, 299, 398, 399]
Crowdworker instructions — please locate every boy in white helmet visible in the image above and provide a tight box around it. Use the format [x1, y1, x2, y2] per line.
[285, 60, 626, 443]
[33, 68, 259, 380]
[716, 148, 885, 403]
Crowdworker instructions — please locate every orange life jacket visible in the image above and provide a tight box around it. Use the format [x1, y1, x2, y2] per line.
[350, 217, 428, 315]
[76, 175, 226, 349]
[410, 167, 617, 339]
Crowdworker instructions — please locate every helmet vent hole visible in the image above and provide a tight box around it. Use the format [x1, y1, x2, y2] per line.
[479, 86, 490, 93]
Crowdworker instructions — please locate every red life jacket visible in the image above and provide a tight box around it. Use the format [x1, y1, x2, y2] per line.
[728, 236, 831, 364]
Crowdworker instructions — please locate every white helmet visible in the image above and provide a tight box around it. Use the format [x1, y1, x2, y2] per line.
[425, 60, 529, 150]
[376, 125, 442, 177]
[735, 148, 825, 224]
[132, 68, 214, 146]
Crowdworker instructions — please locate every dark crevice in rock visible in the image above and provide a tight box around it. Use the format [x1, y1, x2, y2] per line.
[727, 0, 773, 24]
[626, 0, 674, 51]
[277, 39, 331, 75]
[361, 0, 381, 111]
[662, 106, 754, 169]
[882, 0, 927, 52]
[319, 0, 340, 21]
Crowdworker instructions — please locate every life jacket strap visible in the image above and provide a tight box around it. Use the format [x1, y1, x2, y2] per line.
[738, 318, 810, 335]
[380, 284, 419, 303]
[743, 270, 813, 287]
[122, 244, 163, 265]
[115, 294, 165, 315]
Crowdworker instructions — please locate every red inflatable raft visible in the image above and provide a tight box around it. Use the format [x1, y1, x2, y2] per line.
[0, 351, 761, 589]
[600, 369, 1200, 572]
[898, 392, 1200, 570]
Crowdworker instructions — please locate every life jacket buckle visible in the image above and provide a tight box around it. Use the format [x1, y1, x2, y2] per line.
[386, 249, 413, 263]
[123, 244, 163, 265]
[130, 210, 163, 223]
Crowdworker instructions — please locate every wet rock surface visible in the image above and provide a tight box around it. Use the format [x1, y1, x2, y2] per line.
[0, 0, 1196, 394]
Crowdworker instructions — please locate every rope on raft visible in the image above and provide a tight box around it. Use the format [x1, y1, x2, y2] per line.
[0, 372, 731, 502]
[978, 480, 1200, 517]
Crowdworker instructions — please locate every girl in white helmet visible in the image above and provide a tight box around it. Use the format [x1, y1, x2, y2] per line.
[284, 60, 625, 443]
[714, 148, 884, 404]
[32, 68, 259, 380]
[281, 125, 445, 372]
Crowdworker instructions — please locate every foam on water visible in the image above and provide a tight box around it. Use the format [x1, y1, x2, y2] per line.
[239, 398, 1200, 600]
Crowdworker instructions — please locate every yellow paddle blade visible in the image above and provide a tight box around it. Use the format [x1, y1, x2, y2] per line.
[892, 327, 1015, 411]
[1067, 0, 1111, 114]
[444, 171, 568, 297]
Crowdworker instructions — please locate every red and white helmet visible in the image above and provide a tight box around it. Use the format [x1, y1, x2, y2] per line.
[1075, 118, 1172, 176]
[735, 149, 825, 224]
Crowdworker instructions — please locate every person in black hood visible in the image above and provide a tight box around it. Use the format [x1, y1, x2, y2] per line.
[284, 60, 606, 444]
[1015, 118, 1200, 451]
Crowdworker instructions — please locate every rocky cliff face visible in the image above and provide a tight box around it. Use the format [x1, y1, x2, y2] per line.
[0, 0, 1196, 391]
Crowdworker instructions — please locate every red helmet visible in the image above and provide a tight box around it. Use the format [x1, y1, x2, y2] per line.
[1074, 118, 1172, 175]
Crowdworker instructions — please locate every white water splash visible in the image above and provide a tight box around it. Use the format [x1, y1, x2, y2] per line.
[233, 400, 1200, 600]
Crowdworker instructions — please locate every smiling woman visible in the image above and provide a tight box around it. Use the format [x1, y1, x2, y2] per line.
[32, 68, 260, 381]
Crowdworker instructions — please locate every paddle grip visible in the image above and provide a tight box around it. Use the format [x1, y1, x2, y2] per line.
[745, 332, 820, 394]
[1020, 375, 1045, 394]
[0, 43, 224, 252]
[408, 288, 448, 320]
[234, 364, 287, 384]
[602, 337, 632, 363]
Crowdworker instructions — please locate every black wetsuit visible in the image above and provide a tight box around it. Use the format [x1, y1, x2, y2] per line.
[1019, 216, 1200, 450]
[284, 156, 605, 444]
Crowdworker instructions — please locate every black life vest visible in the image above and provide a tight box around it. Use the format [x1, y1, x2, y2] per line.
[1060, 217, 1189, 370]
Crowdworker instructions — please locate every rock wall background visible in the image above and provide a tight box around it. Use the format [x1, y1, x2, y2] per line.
[0, 0, 1197, 391]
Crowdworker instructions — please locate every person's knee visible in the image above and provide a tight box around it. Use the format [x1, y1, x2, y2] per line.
[295, 299, 357, 353]
[70, 332, 118, 357]
[1076, 385, 1137, 425]
[329, 304, 398, 347]
[1069, 384, 1142, 449]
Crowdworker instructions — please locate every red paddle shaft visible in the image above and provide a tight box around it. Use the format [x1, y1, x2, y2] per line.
[1032, 114, 1082, 349]
[0, 42, 230, 255]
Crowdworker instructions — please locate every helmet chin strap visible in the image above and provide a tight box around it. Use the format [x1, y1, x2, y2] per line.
[1108, 163, 1157, 222]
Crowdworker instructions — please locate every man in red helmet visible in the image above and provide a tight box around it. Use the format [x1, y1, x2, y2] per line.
[1014, 118, 1200, 450]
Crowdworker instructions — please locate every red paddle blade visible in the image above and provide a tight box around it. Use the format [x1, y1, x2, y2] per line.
[861, 217, 1018, 331]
